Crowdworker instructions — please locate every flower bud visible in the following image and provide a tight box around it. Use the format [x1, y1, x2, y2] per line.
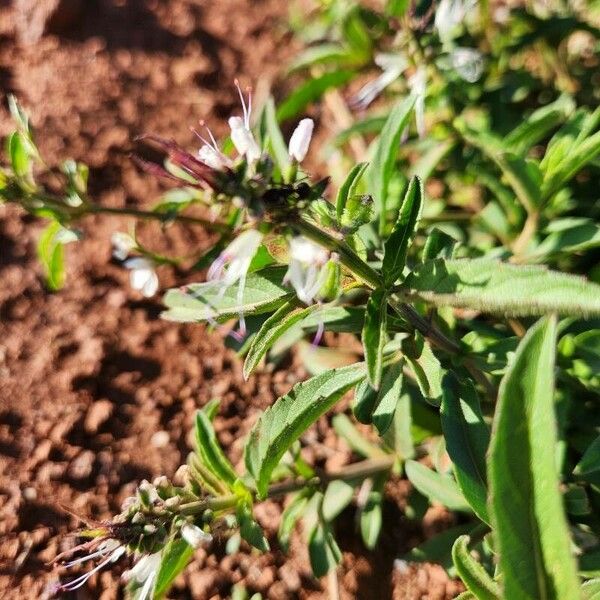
[288, 118, 314, 162]
[181, 523, 212, 548]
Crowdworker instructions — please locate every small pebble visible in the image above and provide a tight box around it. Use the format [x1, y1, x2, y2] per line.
[151, 430, 170, 448]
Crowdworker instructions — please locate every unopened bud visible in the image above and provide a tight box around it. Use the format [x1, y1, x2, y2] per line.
[288, 118, 314, 162]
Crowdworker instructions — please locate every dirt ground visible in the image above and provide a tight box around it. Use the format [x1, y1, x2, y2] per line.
[0, 1, 464, 598]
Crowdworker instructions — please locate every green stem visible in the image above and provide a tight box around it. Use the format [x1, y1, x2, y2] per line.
[88, 204, 230, 232]
[178, 456, 396, 515]
[295, 218, 496, 397]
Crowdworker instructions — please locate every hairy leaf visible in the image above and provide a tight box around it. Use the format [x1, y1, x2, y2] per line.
[162, 266, 293, 322]
[452, 535, 501, 600]
[154, 539, 194, 599]
[405, 460, 472, 513]
[382, 176, 423, 286]
[243, 301, 319, 379]
[245, 364, 366, 497]
[488, 315, 580, 600]
[362, 288, 387, 388]
[194, 411, 237, 488]
[336, 161, 369, 222]
[369, 95, 416, 231]
[403, 258, 600, 317]
[441, 375, 490, 523]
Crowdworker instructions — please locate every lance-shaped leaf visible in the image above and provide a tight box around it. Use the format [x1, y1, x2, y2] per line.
[405, 460, 472, 513]
[503, 95, 574, 154]
[277, 71, 354, 122]
[359, 474, 385, 550]
[452, 535, 501, 600]
[369, 95, 416, 231]
[308, 521, 342, 577]
[162, 266, 292, 322]
[403, 258, 600, 317]
[153, 539, 195, 599]
[245, 363, 366, 497]
[243, 301, 320, 379]
[336, 161, 369, 221]
[574, 434, 600, 486]
[194, 411, 238, 488]
[322, 480, 354, 522]
[362, 288, 388, 388]
[279, 491, 310, 552]
[353, 361, 404, 435]
[382, 175, 423, 286]
[261, 96, 289, 172]
[488, 315, 581, 600]
[441, 375, 490, 523]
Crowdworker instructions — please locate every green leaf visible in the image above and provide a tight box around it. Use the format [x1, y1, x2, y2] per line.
[322, 480, 354, 521]
[582, 579, 600, 600]
[308, 521, 342, 577]
[382, 175, 423, 286]
[278, 491, 310, 552]
[488, 315, 581, 600]
[354, 362, 405, 435]
[194, 411, 238, 488]
[405, 460, 472, 513]
[422, 227, 458, 261]
[8, 132, 30, 179]
[359, 475, 384, 550]
[277, 71, 354, 122]
[154, 538, 194, 599]
[161, 266, 293, 322]
[336, 161, 369, 222]
[503, 95, 574, 154]
[440, 375, 490, 523]
[403, 523, 476, 570]
[238, 503, 270, 552]
[403, 258, 600, 317]
[362, 288, 387, 388]
[262, 97, 289, 172]
[245, 363, 366, 497]
[243, 301, 319, 379]
[369, 95, 416, 231]
[574, 434, 600, 486]
[37, 221, 67, 291]
[542, 130, 600, 199]
[381, 380, 414, 459]
[288, 43, 355, 72]
[404, 335, 445, 406]
[332, 413, 387, 459]
[458, 126, 541, 212]
[452, 535, 501, 600]
[529, 218, 600, 260]
[372, 362, 405, 436]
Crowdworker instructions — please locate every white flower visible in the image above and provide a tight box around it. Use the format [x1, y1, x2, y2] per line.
[408, 66, 427, 139]
[195, 119, 233, 170]
[228, 80, 261, 163]
[207, 229, 263, 334]
[351, 53, 407, 110]
[198, 144, 229, 170]
[449, 47, 484, 82]
[435, 0, 477, 47]
[123, 552, 162, 600]
[181, 523, 212, 548]
[229, 116, 261, 163]
[284, 236, 330, 305]
[288, 118, 314, 162]
[61, 539, 126, 592]
[111, 231, 137, 261]
[124, 257, 159, 298]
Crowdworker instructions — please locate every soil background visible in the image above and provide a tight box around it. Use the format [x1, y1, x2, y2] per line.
[0, 1, 463, 598]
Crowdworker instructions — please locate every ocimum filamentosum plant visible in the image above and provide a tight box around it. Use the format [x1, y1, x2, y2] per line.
[3, 15, 600, 593]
